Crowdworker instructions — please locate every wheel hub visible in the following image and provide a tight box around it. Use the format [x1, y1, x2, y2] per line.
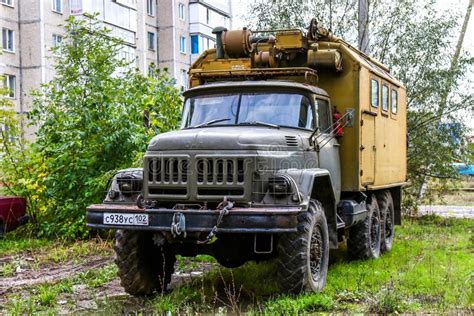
[370, 213, 380, 251]
[385, 209, 393, 241]
[310, 223, 323, 281]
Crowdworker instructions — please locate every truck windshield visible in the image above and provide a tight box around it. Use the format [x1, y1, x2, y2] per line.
[181, 92, 315, 129]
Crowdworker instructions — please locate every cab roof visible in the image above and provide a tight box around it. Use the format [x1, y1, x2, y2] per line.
[183, 80, 329, 98]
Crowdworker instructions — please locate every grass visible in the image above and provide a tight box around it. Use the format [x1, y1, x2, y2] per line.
[0, 235, 112, 276]
[4, 265, 116, 315]
[1, 216, 473, 314]
[150, 216, 474, 314]
[0, 236, 53, 256]
[77, 263, 117, 288]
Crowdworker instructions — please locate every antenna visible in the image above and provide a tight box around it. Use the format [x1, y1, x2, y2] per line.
[329, 0, 333, 31]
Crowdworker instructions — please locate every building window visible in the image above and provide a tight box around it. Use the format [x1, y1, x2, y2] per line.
[2, 28, 14, 52]
[206, 8, 210, 24]
[370, 79, 379, 108]
[391, 89, 398, 114]
[146, 0, 155, 16]
[3, 74, 16, 98]
[52, 0, 62, 13]
[147, 32, 155, 50]
[1, 0, 14, 7]
[191, 35, 199, 54]
[179, 36, 186, 54]
[178, 3, 185, 20]
[381, 84, 389, 112]
[52, 34, 62, 47]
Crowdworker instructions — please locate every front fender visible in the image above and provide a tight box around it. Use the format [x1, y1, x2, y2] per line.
[280, 168, 338, 249]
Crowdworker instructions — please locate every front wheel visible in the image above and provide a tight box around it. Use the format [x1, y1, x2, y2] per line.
[114, 230, 176, 296]
[276, 200, 329, 293]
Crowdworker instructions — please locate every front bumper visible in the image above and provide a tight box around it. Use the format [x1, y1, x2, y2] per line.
[86, 204, 300, 233]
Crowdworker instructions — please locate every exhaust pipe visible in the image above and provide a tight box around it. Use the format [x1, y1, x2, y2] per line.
[212, 26, 227, 59]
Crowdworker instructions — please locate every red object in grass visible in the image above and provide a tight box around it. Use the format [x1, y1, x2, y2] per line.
[0, 196, 28, 235]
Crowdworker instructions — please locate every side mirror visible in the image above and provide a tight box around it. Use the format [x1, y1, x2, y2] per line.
[345, 108, 355, 127]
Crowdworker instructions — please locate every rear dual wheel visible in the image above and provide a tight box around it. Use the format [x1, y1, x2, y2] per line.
[348, 196, 381, 259]
[347, 190, 395, 259]
[376, 190, 395, 252]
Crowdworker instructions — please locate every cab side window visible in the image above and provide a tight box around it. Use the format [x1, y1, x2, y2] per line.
[298, 96, 315, 129]
[382, 84, 389, 112]
[391, 89, 398, 114]
[370, 79, 379, 108]
[317, 98, 330, 132]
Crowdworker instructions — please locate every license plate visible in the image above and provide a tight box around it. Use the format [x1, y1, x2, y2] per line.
[103, 213, 149, 226]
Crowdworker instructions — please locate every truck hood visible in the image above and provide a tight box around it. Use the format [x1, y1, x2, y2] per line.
[147, 126, 310, 151]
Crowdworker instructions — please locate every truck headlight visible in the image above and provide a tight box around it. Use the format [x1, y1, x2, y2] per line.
[268, 176, 292, 195]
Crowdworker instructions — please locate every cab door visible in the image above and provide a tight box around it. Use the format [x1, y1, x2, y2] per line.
[316, 97, 341, 200]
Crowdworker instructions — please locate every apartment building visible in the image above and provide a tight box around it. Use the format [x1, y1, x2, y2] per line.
[157, 0, 232, 91]
[0, 0, 232, 134]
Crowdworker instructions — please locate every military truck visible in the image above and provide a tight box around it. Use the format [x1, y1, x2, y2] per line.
[86, 19, 406, 295]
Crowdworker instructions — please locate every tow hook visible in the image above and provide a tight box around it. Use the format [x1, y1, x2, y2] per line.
[171, 212, 187, 238]
[198, 197, 234, 244]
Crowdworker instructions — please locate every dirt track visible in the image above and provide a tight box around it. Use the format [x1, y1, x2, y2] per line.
[0, 257, 112, 295]
[0, 248, 215, 313]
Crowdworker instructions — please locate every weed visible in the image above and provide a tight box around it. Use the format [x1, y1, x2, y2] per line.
[263, 293, 334, 314]
[6, 296, 23, 316]
[0, 261, 17, 277]
[369, 283, 408, 313]
[152, 286, 203, 313]
[77, 263, 117, 288]
[216, 269, 243, 313]
[37, 284, 58, 307]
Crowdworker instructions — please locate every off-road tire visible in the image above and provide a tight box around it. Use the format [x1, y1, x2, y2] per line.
[347, 196, 381, 259]
[376, 190, 395, 252]
[276, 200, 329, 293]
[114, 230, 176, 296]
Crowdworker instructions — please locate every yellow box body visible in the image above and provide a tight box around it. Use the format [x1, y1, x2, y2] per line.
[189, 40, 407, 192]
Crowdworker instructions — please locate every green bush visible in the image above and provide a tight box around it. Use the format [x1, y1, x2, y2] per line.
[0, 15, 182, 238]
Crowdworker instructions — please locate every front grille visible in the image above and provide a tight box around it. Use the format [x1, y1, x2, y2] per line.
[148, 157, 189, 184]
[145, 154, 253, 201]
[196, 158, 245, 184]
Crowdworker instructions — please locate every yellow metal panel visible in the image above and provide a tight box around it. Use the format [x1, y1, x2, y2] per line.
[275, 31, 307, 50]
[359, 69, 407, 190]
[316, 42, 360, 191]
[201, 59, 252, 71]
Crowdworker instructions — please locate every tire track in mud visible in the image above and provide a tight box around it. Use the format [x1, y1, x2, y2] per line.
[0, 256, 113, 295]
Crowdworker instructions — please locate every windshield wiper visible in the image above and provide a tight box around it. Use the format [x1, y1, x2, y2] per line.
[192, 118, 231, 128]
[238, 121, 280, 129]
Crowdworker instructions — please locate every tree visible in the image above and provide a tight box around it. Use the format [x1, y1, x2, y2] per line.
[0, 15, 182, 238]
[246, 0, 474, 209]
